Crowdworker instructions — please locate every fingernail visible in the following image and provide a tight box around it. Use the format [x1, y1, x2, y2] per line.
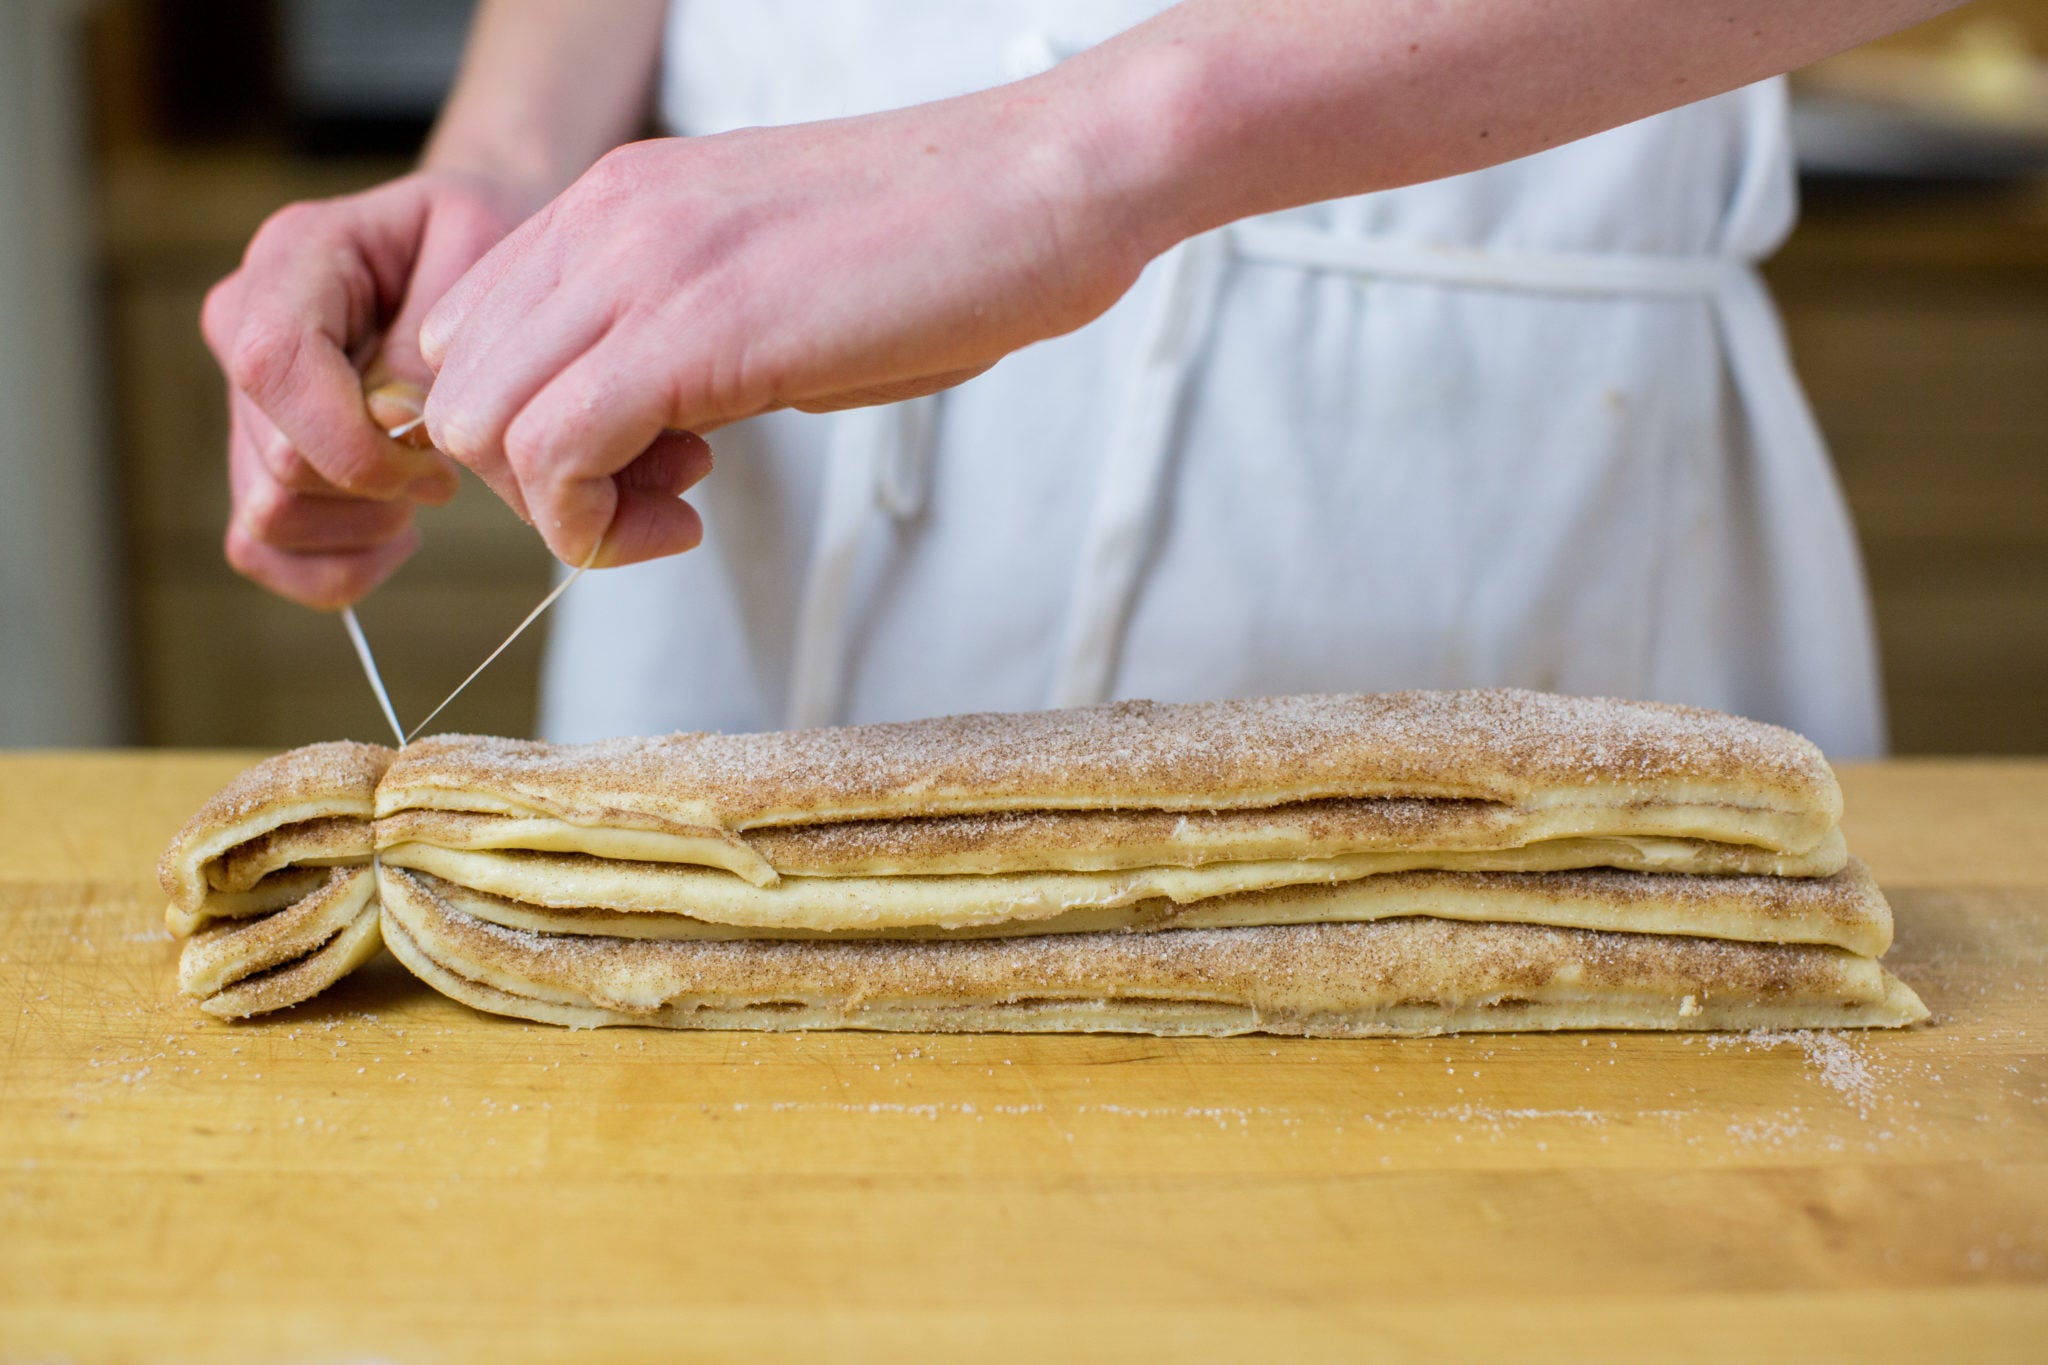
[365, 380, 428, 433]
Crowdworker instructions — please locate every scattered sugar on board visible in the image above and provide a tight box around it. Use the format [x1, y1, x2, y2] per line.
[1706, 1028, 1884, 1117]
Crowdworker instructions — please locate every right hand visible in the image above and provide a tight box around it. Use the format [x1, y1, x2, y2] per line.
[201, 171, 537, 609]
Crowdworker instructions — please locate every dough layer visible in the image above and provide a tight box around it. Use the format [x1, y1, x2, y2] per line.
[379, 867, 1926, 1037]
[376, 691, 1843, 848]
[408, 855, 1892, 955]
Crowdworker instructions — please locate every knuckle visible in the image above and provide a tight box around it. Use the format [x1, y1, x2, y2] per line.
[502, 407, 567, 479]
[303, 564, 360, 611]
[501, 429, 541, 482]
[225, 310, 303, 399]
[199, 278, 240, 354]
[317, 451, 393, 498]
[416, 317, 449, 370]
[577, 146, 643, 208]
[252, 424, 293, 471]
[253, 199, 321, 246]
[256, 428, 319, 490]
[533, 462, 598, 530]
[239, 482, 297, 543]
[689, 347, 774, 427]
[585, 146, 631, 186]
[271, 431, 390, 499]
[222, 525, 268, 583]
[426, 405, 488, 467]
[277, 454, 325, 492]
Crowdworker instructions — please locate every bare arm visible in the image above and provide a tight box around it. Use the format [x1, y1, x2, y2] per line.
[1078, 0, 1963, 249]
[418, 0, 1964, 569]
[423, 0, 666, 203]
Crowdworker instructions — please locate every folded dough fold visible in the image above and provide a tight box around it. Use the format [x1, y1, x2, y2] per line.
[158, 741, 390, 921]
[376, 690, 1844, 850]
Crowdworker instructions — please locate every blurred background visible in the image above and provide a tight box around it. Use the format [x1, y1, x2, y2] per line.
[1, 0, 2044, 753]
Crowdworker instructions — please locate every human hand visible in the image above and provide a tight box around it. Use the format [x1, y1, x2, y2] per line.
[201, 170, 538, 608]
[418, 85, 1159, 567]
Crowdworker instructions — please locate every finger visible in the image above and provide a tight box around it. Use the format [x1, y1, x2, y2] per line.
[236, 470, 418, 554]
[362, 380, 460, 503]
[230, 385, 448, 508]
[420, 210, 602, 427]
[226, 298, 446, 496]
[224, 201, 449, 496]
[232, 387, 353, 497]
[229, 397, 424, 551]
[586, 431, 713, 566]
[418, 201, 555, 373]
[199, 270, 246, 366]
[363, 379, 427, 433]
[498, 332, 679, 561]
[425, 291, 614, 527]
[598, 489, 707, 568]
[595, 430, 715, 506]
[619, 429, 716, 498]
[224, 520, 420, 611]
[368, 191, 519, 388]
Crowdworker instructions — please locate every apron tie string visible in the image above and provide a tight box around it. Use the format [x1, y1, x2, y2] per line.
[786, 395, 937, 729]
[1047, 230, 1232, 708]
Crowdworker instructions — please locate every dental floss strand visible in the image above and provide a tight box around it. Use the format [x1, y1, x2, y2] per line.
[340, 606, 406, 748]
[399, 544, 597, 744]
[337, 415, 598, 750]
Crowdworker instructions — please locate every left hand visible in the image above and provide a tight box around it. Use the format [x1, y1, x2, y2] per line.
[418, 85, 1158, 566]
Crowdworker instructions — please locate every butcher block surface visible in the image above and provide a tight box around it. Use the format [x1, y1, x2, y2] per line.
[1, 753, 2043, 1362]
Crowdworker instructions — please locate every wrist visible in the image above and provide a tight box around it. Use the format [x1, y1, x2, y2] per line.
[1035, 28, 1256, 263]
[421, 62, 624, 216]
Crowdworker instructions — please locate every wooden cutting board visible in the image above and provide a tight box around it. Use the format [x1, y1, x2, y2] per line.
[1, 754, 2043, 1362]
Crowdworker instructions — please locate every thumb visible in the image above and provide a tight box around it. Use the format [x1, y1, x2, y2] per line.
[363, 379, 430, 440]
[361, 378, 457, 503]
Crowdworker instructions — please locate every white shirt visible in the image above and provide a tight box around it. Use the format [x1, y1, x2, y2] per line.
[539, 0, 1885, 758]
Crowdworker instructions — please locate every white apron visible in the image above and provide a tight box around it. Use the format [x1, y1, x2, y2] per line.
[538, 0, 1886, 758]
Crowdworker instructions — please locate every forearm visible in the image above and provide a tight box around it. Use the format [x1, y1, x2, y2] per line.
[423, 0, 668, 207]
[1057, 0, 1964, 251]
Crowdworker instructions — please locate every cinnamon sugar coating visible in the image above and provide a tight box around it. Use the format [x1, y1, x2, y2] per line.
[180, 866, 376, 997]
[375, 690, 1842, 834]
[197, 904, 383, 1020]
[207, 817, 373, 892]
[168, 741, 390, 848]
[158, 741, 392, 910]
